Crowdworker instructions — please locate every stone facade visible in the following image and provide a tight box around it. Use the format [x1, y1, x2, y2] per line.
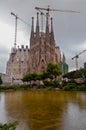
[0, 73, 11, 84]
[6, 45, 29, 81]
[29, 13, 61, 73]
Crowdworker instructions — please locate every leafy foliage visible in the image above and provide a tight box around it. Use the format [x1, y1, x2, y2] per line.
[0, 121, 18, 130]
[43, 80, 60, 88]
[46, 62, 62, 80]
[22, 62, 62, 88]
[63, 82, 86, 91]
[62, 67, 86, 91]
[63, 68, 86, 79]
[0, 76, 2, 84]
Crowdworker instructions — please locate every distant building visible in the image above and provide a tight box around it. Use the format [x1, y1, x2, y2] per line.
[55, 46, 61, 64]
[60, 54, 68, 74]
[6, 45, 29, 82]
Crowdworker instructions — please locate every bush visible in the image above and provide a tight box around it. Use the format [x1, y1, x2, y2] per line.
[63, 81, 86, 91]
[63, 82, 77, 91]
[43, 80, 60, 88]
[76, 84, 86, 91]
[52, 80, 60, 88]
[0, 121, 18, 130]
[43, 80, 50, 86]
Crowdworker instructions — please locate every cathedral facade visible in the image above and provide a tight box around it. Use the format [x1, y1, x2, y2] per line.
[29, 13, 61, 73]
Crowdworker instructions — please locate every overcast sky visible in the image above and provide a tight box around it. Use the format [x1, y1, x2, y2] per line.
[0, 0, 86, 73]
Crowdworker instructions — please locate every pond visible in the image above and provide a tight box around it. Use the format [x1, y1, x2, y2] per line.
[0, 90, 86, 130]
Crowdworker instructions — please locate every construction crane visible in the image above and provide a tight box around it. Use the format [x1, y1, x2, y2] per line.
[11, 12, 29, 48]
[35, 6, 80, 15]
[72, 50, 86, 70]
[35, 6, 80, 32]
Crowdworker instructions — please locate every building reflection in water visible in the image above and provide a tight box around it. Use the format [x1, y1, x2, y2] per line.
[0, 93, 8, 123]
[0, 91, 86, 130]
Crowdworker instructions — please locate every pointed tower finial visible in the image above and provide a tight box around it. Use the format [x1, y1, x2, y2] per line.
[36, 12, 40, 41]
[36, 12, 39, 26]
[30, 17, 34, 46]
[46, 13, 49, 42]
[50, 17, 55, 44]
[51, 17, 53, 32]
[41, 12, 44, 33]
[46, 13, 49, 30]
[32, 17, 34, 32]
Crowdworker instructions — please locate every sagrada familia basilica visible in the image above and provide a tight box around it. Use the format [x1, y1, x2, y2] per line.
[6, 12, 68, 83]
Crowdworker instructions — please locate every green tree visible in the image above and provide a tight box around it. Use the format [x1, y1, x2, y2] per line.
[46, 62, 62, 80]
[63, 68, 86, 79]
[74, 70, 82, 78]
[0, 76, 2, 84]
[80, 68, 86, 78]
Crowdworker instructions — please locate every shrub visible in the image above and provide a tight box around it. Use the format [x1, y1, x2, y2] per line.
[77, 84, 86, 91]
[63, 82, 77, 91]
[52, 80, 60, 88]
[0, 121, 18, 130]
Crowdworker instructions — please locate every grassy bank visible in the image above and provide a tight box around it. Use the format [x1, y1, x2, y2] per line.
[0, 84, 30, 91]
[0, 81, 86, 92]
[0, 80, 60, 91]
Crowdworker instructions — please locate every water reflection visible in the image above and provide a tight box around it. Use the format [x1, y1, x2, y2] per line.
[0, 91, 86, 130]
[0, 93, 7, 123]
[63, 102, 86, 130]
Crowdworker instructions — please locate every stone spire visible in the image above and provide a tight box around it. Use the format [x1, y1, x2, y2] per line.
[51, 18, 54, 33]
[62, 53, 66, 63]
[30, 17, 34, 45]
[50, 17, 55, 44]
[46, 13, 50, 42]
[36, 12, 39, 41]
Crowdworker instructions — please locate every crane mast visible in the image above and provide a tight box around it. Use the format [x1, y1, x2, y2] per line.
[11, 12, 29, 48]
[72, 50, 86, 70]
[11, 12, 18, 48]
